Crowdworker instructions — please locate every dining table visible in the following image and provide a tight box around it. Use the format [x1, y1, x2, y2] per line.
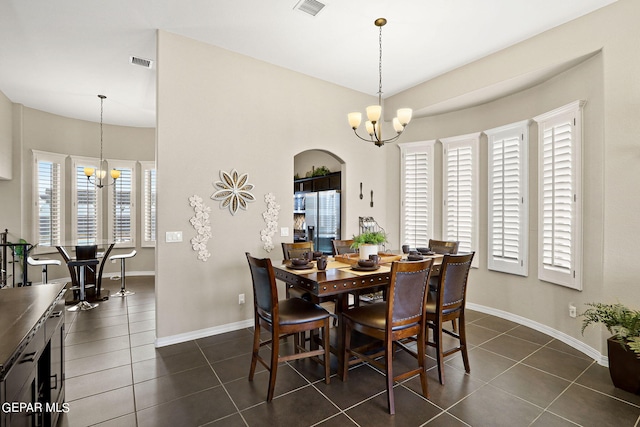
[272, 252, 444, 380]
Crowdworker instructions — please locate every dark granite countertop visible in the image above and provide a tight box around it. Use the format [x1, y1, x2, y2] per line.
[0, 283, 65, 375]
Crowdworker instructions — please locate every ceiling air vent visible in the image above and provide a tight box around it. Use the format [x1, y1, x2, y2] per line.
[130, 56, 154, 69]
[294, 0, 325, 17]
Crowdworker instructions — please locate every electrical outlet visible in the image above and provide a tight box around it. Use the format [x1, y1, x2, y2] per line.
[238, 293, 245, 305]
[280, 227, 289, 237]
[569, 304, 577, 318]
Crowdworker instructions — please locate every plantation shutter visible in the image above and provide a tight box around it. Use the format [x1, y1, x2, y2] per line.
[33, 151, 65, 247]
[534, 101, 584, 290]
[441, 134, 479, 267]
[400, 141, 434, 249]
[486, 121, 529, 276]
[112, 167, 133, 243]
[75, 163, 99, 244]
[143, 166, 157, 244]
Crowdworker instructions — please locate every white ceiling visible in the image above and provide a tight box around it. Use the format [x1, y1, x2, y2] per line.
[0, 0, 617, 128]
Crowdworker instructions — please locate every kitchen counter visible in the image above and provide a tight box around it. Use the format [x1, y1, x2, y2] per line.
[0, 283, 65, 375]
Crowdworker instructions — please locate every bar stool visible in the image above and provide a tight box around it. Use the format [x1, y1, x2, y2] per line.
[67, 259, 99, 311]
[27, 256, 61, 284]
[110, 250, 136, 297]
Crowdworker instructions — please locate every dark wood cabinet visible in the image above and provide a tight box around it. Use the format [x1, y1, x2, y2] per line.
[0, 284, 66, 427]
[294, 172, 341, 193]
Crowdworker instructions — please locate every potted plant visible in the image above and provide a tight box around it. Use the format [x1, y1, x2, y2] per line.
[351, 231, 387, 260]
[581, 302, 640, 394]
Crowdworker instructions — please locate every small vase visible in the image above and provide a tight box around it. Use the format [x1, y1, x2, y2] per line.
[358, 244, 378, 260]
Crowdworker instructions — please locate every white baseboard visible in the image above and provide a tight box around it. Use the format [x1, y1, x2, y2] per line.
[467, 302, 608, 367]
[155, 318, 254, 348]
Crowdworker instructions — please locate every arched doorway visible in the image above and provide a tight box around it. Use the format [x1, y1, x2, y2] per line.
[293, 150, 346, 253]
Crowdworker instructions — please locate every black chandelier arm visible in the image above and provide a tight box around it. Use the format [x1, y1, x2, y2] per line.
[352, 128, 405, 147]
[86, 175, 118, 188]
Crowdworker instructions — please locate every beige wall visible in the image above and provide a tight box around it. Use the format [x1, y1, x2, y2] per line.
[0, 103, 156, 281]
[384, 0, 639, 356]
[156, 30, 388, 340]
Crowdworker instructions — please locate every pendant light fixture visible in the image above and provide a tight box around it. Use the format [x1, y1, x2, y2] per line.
[84, 94, 120, 187]
[347, 18, 412, 147]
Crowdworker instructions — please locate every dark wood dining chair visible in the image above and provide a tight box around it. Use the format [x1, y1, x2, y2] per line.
[342, 259, 433, 414]
[331, 239, 355, 255]
[426, 252, 474, 385]
[428, 239, 459, 255]
[245, 253, 331, 402]
[281, 241, 314, 260]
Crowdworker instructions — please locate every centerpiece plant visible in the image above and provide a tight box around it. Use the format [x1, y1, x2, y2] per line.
[351, 231, 387, 260]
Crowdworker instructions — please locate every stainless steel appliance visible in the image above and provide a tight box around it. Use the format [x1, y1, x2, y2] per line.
[304, 190, 341, 254]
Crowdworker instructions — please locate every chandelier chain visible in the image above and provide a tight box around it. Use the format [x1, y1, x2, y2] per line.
[99, 96, 104, 169]
[378, 24, 383, 104]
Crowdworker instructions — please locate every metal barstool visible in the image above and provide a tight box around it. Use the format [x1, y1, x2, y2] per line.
[67, 259, 99, 311]
[109, 250, 136, 297]
[27, 256, 61, 284]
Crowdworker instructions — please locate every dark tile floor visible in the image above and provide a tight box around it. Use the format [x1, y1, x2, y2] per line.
[57, 276, 640, 427]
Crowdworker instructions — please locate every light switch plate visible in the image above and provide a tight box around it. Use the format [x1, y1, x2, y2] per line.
[166, 231, 183, 242]
[280, 227, 289, 237]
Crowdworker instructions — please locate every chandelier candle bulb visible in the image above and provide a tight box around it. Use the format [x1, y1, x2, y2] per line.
[365, 121, 375, 136]
[397, 108, 413, 126]
[348, 112, 362, 129]
[366, 105, 382, 123]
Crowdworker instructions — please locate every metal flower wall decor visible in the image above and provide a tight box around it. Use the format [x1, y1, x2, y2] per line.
[189, 195, 212, 261]
[260, 193, 280, 252]
[211, 169, 255, 216]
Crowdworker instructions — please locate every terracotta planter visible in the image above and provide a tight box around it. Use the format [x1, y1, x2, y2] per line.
[607, 337, 640, 394]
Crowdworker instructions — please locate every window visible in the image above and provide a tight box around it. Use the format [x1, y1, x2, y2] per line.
[108, 159, 136, 247]
[485, 121, 529, 276]
[441, 133, 479, 267]
[141, 161, 156, 247]
[399, 141, 434, 249]
[533, 101, 585, 290]
[32, 151, 66, 249]
[70, 156, 101, 244]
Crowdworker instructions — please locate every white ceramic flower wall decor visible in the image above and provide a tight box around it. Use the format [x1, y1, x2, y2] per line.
[189, 195, 212, 262]
[211, 169, 255, 215]
[260, 193, 281, 252]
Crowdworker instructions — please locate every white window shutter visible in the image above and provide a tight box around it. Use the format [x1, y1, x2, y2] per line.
[32, 151, 66, 248]
[141, 163, 157, 246]
[107, 159, 136, 247]
[399, 141, 434, 249]
[534, 101, 584, 290]
[486, 121, 529, 276]
[441, 133, 479, 267]
[71, 156, 101, 244]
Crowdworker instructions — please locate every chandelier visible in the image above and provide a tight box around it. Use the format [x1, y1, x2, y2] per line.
[347, 18, 412, 147]
[84, 94, 120, 188]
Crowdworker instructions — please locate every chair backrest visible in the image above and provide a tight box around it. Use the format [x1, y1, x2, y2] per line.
[428, 239, 459, 255]
[281, 242, 314, 260]
[245, 253, 278, 322]
[386, 259, 433, 329]
[332, 239, 355, 256]
[76, 245, 97, 260]
[434, 253, 474, 315]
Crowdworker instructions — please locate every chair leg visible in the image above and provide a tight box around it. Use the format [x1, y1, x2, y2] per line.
[323, 320, 331, 384]
[267, 331, 279, 402]
[249, 319, 261, 380]
[435, 321, 445, 385]
[459, 314, 470, 373]
[385, 337, 396, 415]
[342, 321, 352, 381]
[417, 327, 429, 399]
